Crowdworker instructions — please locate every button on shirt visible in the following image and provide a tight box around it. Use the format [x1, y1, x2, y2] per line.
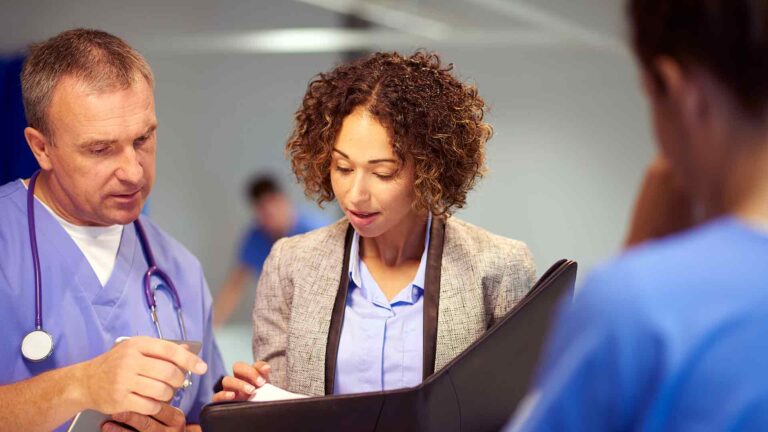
[334, 216, 431, 394]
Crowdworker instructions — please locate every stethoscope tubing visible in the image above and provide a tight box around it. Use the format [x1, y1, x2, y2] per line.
[25, 170, 187, 352]
[27, 171, 43, 330]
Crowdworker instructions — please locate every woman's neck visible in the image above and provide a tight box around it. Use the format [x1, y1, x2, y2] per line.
[360, 211, 429, 267]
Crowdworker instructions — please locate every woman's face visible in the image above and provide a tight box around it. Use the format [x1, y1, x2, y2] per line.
[331, 107, 418, 238]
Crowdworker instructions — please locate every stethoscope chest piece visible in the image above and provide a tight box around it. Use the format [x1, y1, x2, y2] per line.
[21, 329, 54, 362]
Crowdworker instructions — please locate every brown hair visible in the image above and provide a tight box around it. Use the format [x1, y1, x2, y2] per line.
[628, 0, 768, 117]
[286, 51, 491, 216]
[21, 28, 154, 137]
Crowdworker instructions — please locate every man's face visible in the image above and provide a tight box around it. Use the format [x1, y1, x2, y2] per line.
[253, 192, 294, 239]
[42, 76, 157, 226]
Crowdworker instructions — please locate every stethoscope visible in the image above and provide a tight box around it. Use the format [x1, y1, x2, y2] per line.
[20, 170, 189, 370]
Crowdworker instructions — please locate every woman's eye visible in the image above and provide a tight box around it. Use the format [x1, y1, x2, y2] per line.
[335, 166, 353, 174]
[374, 173, 394, 180]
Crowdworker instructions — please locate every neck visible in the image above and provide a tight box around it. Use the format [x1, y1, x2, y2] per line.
[27, 171, 95, 226]
[360, 211, 429, 266]
[718, 134, 768, 224]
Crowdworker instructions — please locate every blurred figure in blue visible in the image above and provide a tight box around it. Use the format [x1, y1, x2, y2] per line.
[508, 0, 768, 431]
[213, 175, 330, 326]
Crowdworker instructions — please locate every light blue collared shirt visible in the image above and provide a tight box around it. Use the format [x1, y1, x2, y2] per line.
[334, 215, 432, 394]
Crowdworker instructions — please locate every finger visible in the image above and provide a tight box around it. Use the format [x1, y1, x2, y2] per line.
[101, 421, 134, 432]
[233, 361, 266, 387]
[137, 356, 187, 388]
[150, 403, 186, 427]
[212, 391, 237, 402]
[222, 375, 257, 395]
[130, 375, 176, 403]
[130, 337, 207, 375]
[111, 411, 163, 432]
[254, 361, 271, 382]
[123, 393, 162, 417]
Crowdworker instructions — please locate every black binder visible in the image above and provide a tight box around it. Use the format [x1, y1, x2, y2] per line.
[201, 259, 577, 432]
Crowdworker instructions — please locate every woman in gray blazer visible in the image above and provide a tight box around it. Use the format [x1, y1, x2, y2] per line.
[214, 51, 536, 400]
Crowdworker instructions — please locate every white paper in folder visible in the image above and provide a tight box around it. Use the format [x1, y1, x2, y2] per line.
[248, 384, 309, 402]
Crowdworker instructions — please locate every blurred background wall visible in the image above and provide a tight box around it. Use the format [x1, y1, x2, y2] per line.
[0, 0, 654, 367]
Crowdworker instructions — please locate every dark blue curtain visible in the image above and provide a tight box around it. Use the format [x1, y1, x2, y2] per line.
[0, 55, 38, 185]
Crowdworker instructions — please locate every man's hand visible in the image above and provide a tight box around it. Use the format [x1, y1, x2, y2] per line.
[76, 336, 208, 416]
[624, 155, 695, 248]
[101, 403, 196, 432]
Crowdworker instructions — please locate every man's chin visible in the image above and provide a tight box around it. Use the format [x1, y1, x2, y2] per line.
[102, 208, 143, 226]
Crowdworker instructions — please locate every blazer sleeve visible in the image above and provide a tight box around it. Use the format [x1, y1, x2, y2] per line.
[489, 240, 537, 326]
[251, 237, 292, 388]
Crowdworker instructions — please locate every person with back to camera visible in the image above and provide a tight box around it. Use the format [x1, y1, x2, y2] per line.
[212, 51, 537, 400]
[507, 0, 768, 430]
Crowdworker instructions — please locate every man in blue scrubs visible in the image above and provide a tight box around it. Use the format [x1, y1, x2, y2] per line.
[0, 29, 225, 431]
[508, 1, 768, 431]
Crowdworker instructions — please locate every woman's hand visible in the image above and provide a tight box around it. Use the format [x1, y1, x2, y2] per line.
[624, 154, 695, 248]
[211, 361, 271, 402]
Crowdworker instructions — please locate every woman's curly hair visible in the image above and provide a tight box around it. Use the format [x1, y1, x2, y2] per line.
[286, 50, 492, 216]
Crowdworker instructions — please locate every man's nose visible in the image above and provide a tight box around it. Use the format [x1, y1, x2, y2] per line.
[115, 147, 144, 184]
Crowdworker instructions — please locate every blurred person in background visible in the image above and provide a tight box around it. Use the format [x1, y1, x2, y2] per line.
[508, 0, 768, 430]
[212, 175, 330, 327]
[212, 51, 536, 400]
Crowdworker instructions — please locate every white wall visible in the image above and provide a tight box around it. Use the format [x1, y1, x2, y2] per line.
[2, 0, 655, 326]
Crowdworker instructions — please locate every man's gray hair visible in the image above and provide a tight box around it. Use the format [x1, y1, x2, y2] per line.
[21, 28, 154, 137]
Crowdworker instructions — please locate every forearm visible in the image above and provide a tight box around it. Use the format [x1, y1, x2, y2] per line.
[0, 362, 89, 431]
[212, 267, 250, 327]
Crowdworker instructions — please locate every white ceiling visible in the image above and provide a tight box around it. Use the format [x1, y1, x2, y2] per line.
[0, 0, 627, 55]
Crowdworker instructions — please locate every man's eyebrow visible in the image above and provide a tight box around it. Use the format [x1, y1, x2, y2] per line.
[77, 138, 118, 148]
[141, 124, 158, 137]
[76, 124, 157, 148]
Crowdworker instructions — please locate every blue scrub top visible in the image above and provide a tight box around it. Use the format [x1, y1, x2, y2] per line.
[0, 180, 226, 431]
[507, 217, 768, 432]
[238, 210, 330, 275]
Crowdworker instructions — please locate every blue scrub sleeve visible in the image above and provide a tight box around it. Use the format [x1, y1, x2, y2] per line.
[186, 275, 227, 425]
[506, 268, 662, 432]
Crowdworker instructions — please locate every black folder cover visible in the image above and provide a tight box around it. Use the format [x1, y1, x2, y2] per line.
[201, 259, 577, 432]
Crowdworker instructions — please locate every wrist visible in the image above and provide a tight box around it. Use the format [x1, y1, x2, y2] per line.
[60, 360, 92, 413]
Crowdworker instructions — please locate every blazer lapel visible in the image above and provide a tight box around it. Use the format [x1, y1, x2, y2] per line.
[434, 218, 486, 372]
[287, 219, 349, 395]
[324, 225, 354, 394]
[422, 216, 445, 379]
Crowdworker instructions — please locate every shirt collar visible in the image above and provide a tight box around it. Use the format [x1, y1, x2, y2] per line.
[348, 213, 432, 293]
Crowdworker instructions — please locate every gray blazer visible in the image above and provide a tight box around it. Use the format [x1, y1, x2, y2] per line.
[252, 217, 536, 396]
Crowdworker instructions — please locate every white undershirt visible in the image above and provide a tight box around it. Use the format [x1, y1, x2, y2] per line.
[21, 179, 124, 287]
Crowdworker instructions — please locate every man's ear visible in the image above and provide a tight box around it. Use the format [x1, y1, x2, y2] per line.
[24, 127, 53, 170]
[655, 56, 709, 127]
